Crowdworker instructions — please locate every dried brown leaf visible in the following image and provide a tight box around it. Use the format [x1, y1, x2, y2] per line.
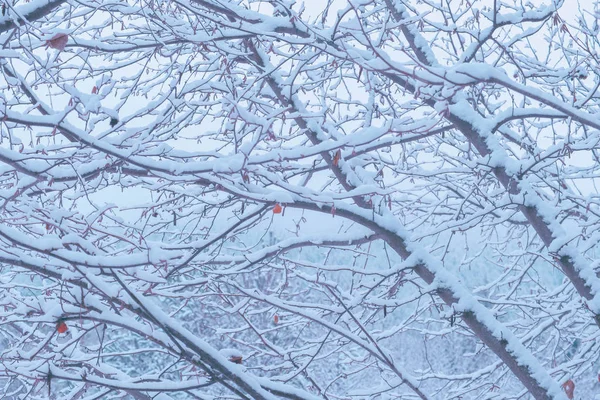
[46, 33, 68, 51]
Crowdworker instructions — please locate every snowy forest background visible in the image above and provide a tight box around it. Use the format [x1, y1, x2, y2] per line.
[1, 0, 600, 398]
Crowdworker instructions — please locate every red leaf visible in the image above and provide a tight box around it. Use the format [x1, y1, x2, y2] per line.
[56, 322, 68, 334]
[46, 33, 68, 51]
[229, 356, 243, 364]
[562, 379, 574, 399]
[92, 86, 98, 94]
[273, 314, 279, 324]
[273, 204, 282, 214]
[332, 149, 341, 167]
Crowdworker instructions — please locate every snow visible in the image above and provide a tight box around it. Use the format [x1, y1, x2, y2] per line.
[1, 0, 598, 399]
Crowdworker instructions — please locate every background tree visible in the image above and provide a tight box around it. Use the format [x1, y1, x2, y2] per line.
[1, 0, 600, 399]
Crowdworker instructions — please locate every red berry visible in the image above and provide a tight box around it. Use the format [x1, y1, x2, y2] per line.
[57, 322, 68, 333]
